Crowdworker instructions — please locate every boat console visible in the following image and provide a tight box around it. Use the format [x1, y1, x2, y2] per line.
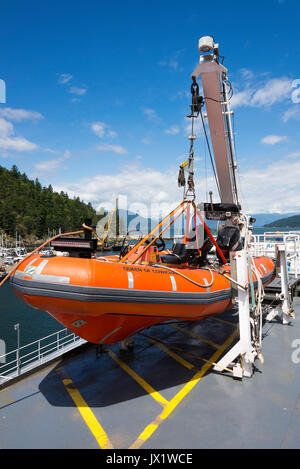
[50, 237, 98, 258]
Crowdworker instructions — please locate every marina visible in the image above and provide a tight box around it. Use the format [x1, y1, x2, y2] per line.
[0, 233, 28, 281]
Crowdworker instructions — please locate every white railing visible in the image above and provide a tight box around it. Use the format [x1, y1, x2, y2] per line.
[249, 231, 300, 277]
[0, 328, 86, 385]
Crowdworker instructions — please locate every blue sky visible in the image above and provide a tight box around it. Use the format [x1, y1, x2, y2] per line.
[0, 0, 299, 217]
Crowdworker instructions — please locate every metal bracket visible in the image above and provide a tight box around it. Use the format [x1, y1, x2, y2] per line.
[213, 249, 256, 378]
[119, 335, 134, 352]
[266, 244, 295, 324]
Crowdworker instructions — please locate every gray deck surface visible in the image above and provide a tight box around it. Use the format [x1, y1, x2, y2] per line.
[1, 298, 299, 449]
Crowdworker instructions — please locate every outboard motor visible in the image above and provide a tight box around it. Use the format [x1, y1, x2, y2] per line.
[216, 225, 242, 262]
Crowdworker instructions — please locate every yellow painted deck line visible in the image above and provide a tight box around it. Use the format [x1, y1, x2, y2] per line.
[171, 323, 222, 349]
[129, 328, 238, 449]
[148, 338, 195, 370]
[62, 378, 114, 449]
[211, 316, 237, 327]
[107, 349, 168, 407]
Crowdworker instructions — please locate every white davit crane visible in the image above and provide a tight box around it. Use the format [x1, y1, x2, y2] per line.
[191, 35, 240, 208]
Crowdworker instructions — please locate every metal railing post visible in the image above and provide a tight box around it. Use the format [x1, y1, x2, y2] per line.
[14, 323, 20, 376]
[0, 327, 86, 385]
[38, 339, 41, 363]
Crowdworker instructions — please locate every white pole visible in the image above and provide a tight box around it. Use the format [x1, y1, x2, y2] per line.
[14, 323, 20, 376]
[236, 251, 252, 351]
[278, 245, 292, 324]
[213, 248, 256, 378]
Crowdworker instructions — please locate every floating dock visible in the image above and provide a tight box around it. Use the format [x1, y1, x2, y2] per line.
[1, 297, 299, 449]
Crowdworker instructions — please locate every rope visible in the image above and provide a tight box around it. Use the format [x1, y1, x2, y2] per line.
[250, 256, 265, 352]
[199, 107, 221, 199]
[153, 264, 214, 289]
[214, 269, 247, 290]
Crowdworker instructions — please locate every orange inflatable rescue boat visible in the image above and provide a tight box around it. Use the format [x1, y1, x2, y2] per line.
[10, 202, 275, 344]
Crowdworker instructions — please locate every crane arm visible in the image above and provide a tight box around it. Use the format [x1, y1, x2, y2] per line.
[191, 36, 240, 207]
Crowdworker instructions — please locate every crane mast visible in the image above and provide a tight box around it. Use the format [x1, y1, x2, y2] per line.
[191, 36, 240, 208]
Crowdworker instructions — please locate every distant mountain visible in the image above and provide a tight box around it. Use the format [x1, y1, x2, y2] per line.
[121, 211, 299, 231]
[264, 214, 300, 228]
[252, 213, 299, 227]
[102, 209, 300, 236]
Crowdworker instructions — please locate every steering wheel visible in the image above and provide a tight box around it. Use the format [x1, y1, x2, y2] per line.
[119, 235, 166, 259]
[146, 237, 166, 252]
[119, 230, 143, 259]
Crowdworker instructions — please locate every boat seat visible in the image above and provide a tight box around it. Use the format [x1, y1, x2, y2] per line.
[160, 242, 187, 265]
[160, 236, 213, 266]
[160, 253, 182, 264]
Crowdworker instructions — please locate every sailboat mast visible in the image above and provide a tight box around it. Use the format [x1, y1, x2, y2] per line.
[116, 197, 119, 239]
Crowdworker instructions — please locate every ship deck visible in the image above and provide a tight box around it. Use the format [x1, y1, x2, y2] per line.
[1, 298, 300, 450]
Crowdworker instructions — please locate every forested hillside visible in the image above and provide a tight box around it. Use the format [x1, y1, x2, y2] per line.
[0, 165, 97, 239]
[264, 214, 300, 228]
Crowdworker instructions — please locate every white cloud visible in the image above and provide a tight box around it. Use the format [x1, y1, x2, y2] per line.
[68, 86, 87, 96]
[184, 115, 204, 136]
[58, 74, 87, 100]
[251, 78, 292, 106]
[285, 151, 300, 159]
[58, 73, 73, 84]
[0, 118, 14, 137]
[240, 157, 300, 213]
[91, 122, 106, 138]
[261, 134, 288, 145]
[0, 117, 38, 152]
[164, 125, 180, 135]
[158, 50, 184, 72]
[142, 108, 161, 123]
[0, 137, 37, 152]
[231, 77, 293, 108]
[107, 130, 118, 138]
[33, 150, 70, 176]
[43, 148, 59, 154]
[141, 138, 152, 145]
[96, 143, 128, 154]
[52, 149, 300, 219]
[239, 68, 255, 81]
[230, 89, 253, 108]
[91, 122, 117, 139]
[53, 163, 182, 219]
[159, 59, 179, 71]
[282, 106, 300, 122]
[0, 107, 43, 122]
